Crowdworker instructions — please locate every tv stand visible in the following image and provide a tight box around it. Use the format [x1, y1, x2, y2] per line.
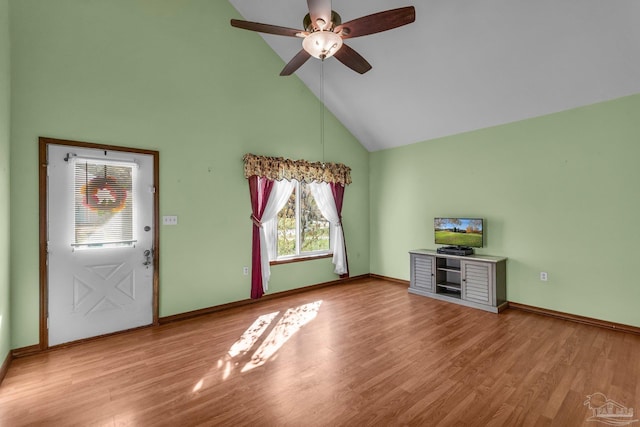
[437, 246, 474, 256]
[409, 249, 507, 313]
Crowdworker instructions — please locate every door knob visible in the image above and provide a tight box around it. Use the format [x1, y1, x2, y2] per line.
[143, 249, 153, 267]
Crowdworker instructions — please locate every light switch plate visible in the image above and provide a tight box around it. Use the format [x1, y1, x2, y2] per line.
[163, 215, 178, 225]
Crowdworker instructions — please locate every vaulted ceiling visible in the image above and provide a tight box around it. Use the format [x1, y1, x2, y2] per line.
[228, 0, 640, 151]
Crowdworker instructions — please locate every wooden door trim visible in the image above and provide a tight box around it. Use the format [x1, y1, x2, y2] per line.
[38, 137, 160, 350]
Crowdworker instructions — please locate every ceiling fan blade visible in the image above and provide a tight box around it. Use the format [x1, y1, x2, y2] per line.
[333, 44, 372, 74]
[280, 50, 312, 76]
[336, 6, 416, 39]
[307, 0, 332, 30]
[230, 19, 304, 38]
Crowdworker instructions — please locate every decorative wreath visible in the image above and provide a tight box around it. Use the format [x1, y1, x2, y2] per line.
[81, 176, 127, 213]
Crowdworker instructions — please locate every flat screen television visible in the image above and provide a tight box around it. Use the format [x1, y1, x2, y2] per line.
[434, 218, 483, 248]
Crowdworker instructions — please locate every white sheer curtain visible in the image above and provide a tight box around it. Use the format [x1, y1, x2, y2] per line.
[309, 182, 347, 274]
[259, 179, 295, 292]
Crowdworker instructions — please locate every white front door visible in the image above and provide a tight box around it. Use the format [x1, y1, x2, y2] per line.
[47, 143, 155, 346]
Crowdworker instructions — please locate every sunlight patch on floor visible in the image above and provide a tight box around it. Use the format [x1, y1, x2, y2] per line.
[241, 300, 322, 373]
[191, 300, 323, 390]
[192, 378, 204, 392]
[228, 311, 280, 358]
[191, 300, 323, 391]
[218, 311, 280, 380]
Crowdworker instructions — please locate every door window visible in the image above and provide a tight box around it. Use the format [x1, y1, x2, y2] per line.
[73, 160, 135, 248]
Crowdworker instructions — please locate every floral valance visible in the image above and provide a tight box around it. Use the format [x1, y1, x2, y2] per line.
[243, 153, 352, 185]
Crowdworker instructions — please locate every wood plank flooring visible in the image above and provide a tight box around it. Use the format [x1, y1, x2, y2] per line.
[1, 278, 639, 426]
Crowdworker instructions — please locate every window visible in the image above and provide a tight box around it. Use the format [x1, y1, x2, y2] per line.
[73, 160, 134, 248]
[276, 181, 331, 259]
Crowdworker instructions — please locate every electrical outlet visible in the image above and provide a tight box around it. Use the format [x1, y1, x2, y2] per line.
[243, 266, 249, 276]
[540, 272, 548, 281]
[163, 215, 178, 225]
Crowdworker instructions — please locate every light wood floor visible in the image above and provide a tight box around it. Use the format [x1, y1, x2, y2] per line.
[1, 278, 639, 426]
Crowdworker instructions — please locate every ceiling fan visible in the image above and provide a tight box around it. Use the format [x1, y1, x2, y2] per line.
[230, 0, 415, 76]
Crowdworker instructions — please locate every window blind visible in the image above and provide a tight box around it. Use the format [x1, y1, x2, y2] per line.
[73, 160, 134, 248]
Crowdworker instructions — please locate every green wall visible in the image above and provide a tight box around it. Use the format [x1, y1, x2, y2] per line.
[9, 0, 369, 348]
[7, 0, 638, 351]
[371, 94, 640, 327]
[0, 0, 10, 363]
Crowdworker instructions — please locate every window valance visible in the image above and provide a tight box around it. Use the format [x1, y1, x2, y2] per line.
[243, 153, 352, 186]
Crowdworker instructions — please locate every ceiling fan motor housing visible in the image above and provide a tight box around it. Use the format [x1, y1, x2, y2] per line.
[303, 10, 341, 32]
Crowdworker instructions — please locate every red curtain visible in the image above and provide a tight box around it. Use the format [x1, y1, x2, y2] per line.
[330, 183, 349, 278]
[248, 175, 274, 299]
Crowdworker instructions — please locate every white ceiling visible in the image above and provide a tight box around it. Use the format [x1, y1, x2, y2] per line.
[228, 0, 640, 151]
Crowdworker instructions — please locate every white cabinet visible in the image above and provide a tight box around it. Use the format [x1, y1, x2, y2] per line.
[409, 250, 507, 313]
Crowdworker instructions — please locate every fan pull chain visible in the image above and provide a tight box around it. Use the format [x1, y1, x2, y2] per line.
[320, 60, 325, 164]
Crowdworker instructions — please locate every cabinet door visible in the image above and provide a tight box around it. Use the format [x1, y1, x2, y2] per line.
[461, 261, 494, 305]
[411, 254, 435, 293]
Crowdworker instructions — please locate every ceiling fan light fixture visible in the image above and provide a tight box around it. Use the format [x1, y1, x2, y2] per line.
[302, 31, 343, 60]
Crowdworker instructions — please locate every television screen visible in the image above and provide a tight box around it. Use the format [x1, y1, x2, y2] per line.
[434, 218, 483, 248]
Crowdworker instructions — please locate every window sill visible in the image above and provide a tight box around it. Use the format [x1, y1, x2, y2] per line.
[270, 253, 333, 266]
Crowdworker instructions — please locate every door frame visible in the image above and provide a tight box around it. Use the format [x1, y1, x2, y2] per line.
[38, 137, 160, 349]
